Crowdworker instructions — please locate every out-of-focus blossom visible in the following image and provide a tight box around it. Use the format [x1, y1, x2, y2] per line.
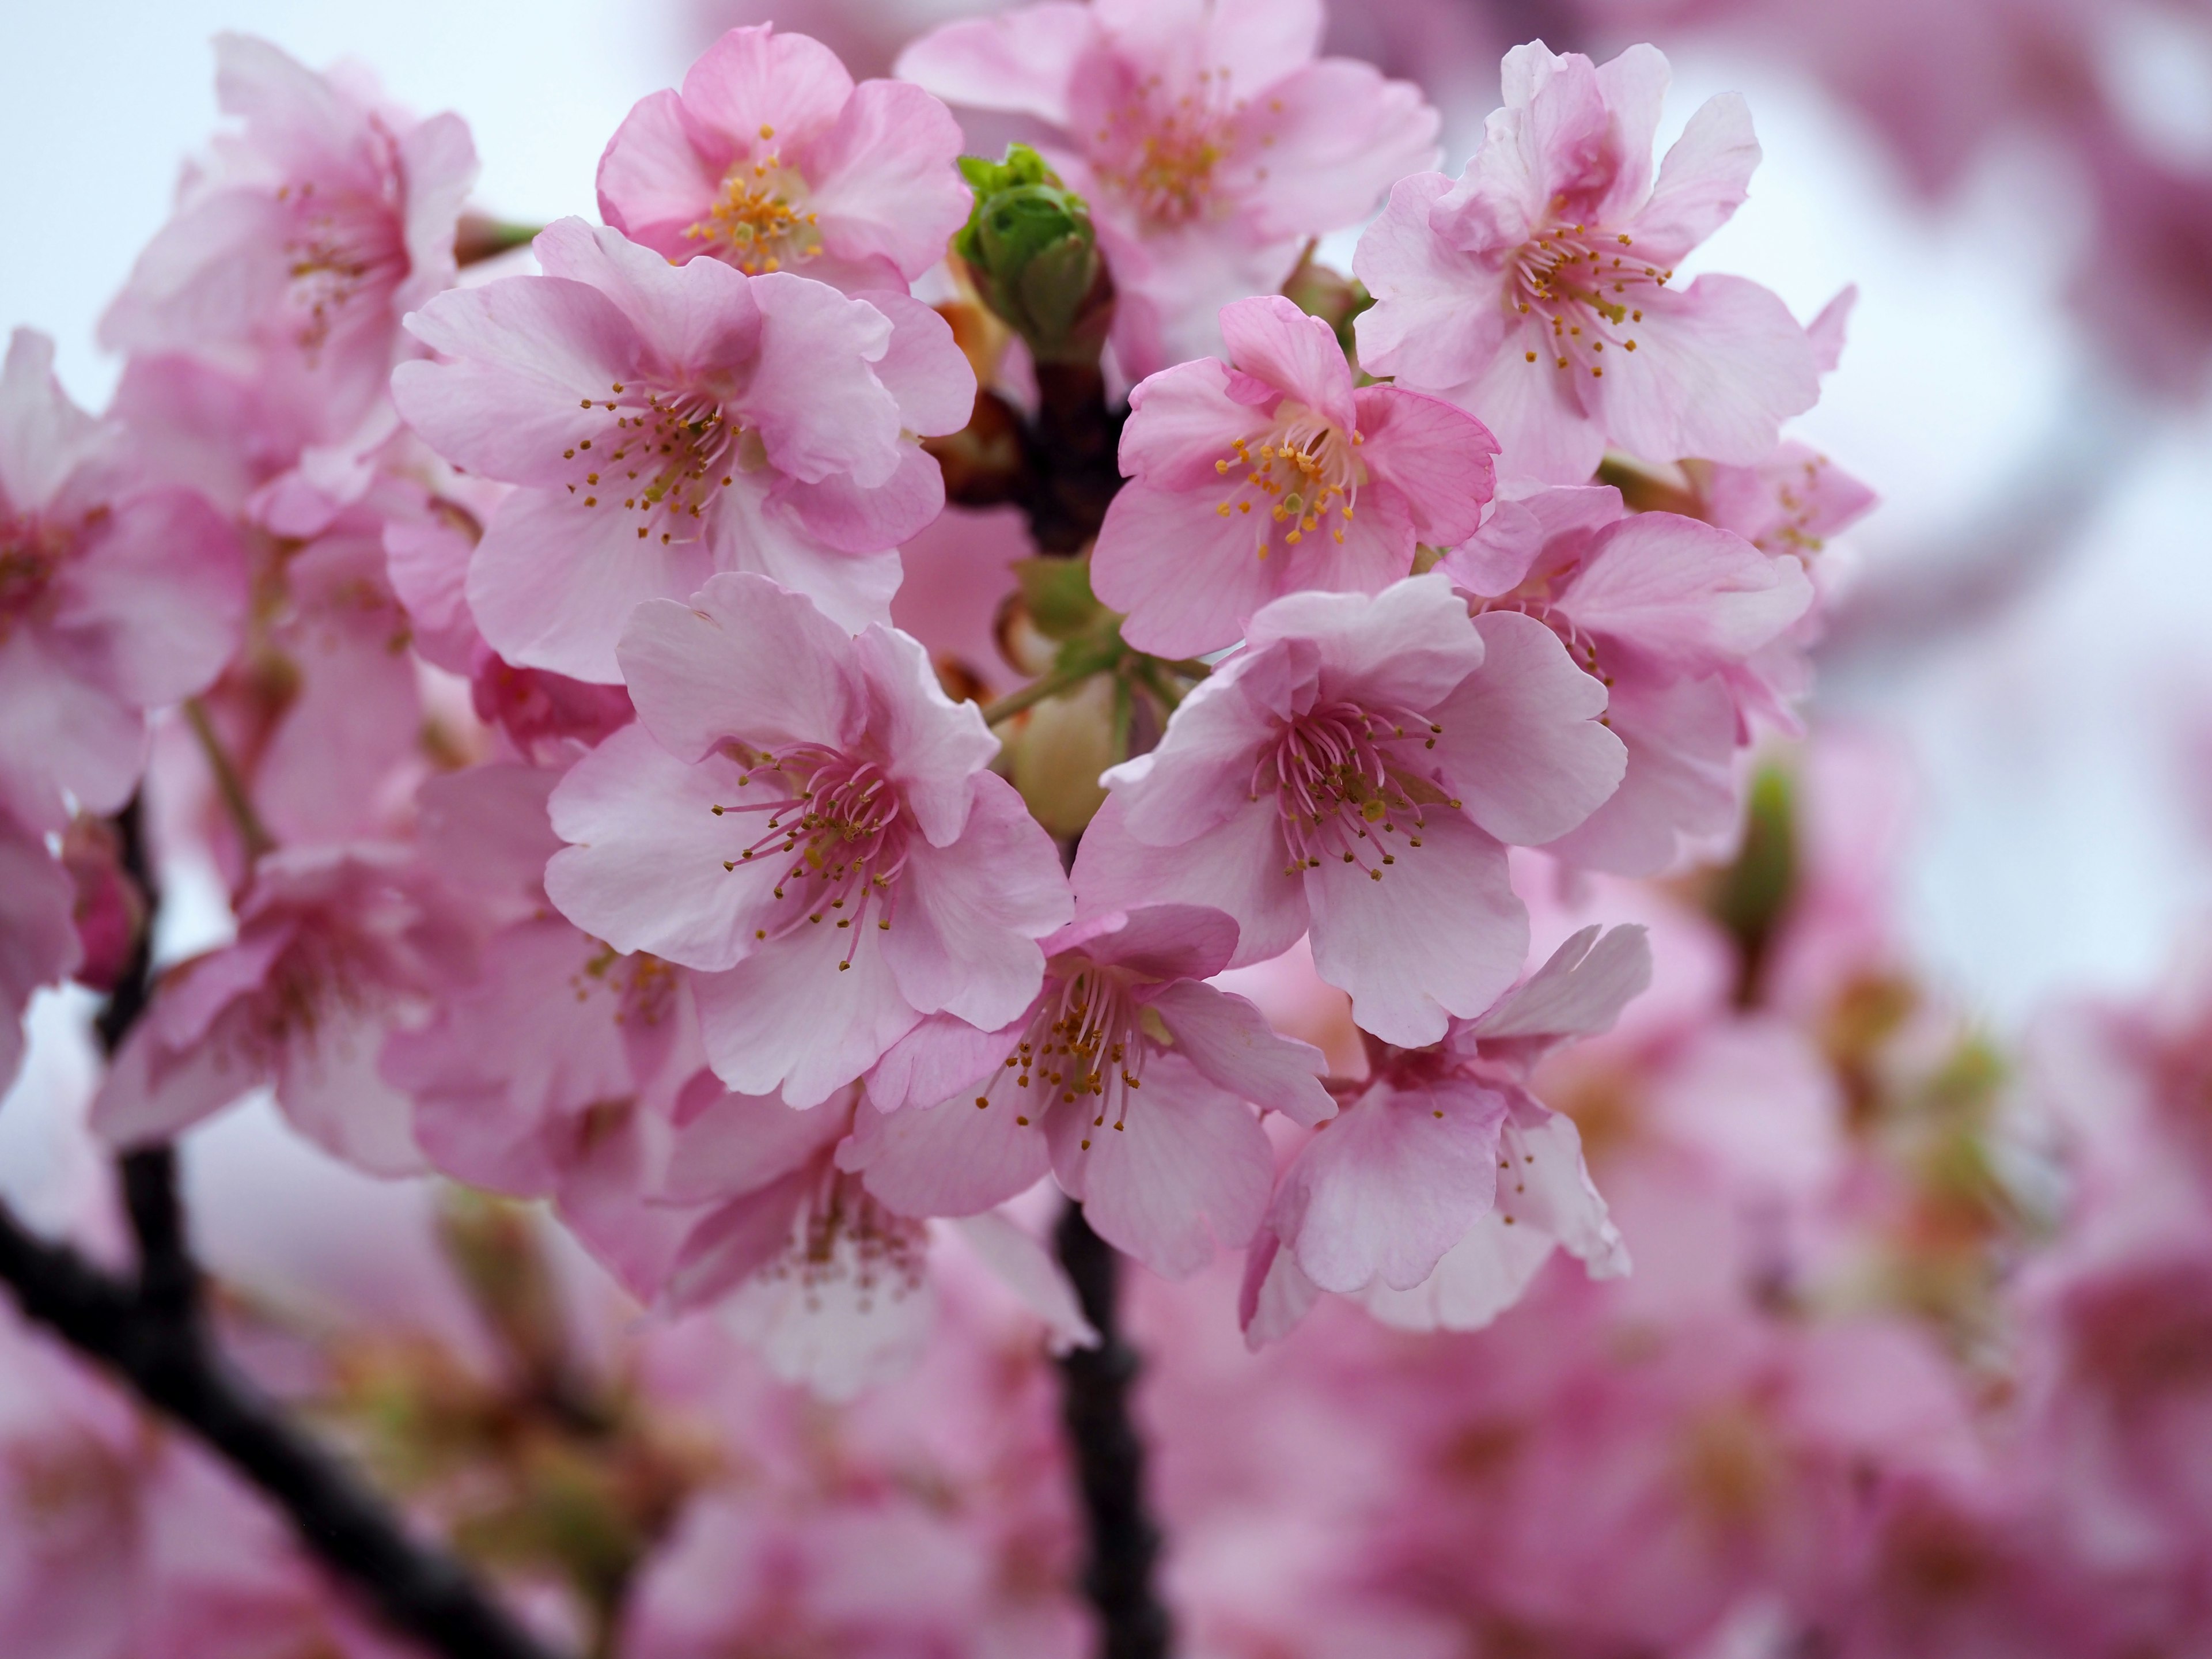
[1355, 42, 1819, 482]
[0, 810, 79, 1094]
[100, 33, 476, 434]
[544, 573, 1071, 1107]
[0, 330, 244, 832]
[599, 23, 971, 291]
[1077, 574, 1624, 1044]
[899, 0, 1441, 377]
[392, 219, 974, 680]
[843, 903, 1334, 1277]
[1093, 294, 1497, 657]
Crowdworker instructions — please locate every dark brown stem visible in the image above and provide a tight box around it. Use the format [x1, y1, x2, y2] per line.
[1053, 1202, 1172, 1659]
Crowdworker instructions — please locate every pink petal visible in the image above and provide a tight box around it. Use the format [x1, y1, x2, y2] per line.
[1432, 312, 1607, 484]
[596, 88, 724, 260]
[865, 1010, 1025, 1113]
[1047, 1053, 1272, 1278]
[661, 1080, 850, 1203]
[850, 622, 1002, 844]
[707, 469, 903, 634]
[1090, 475, 1286, 658]
[1591, 274, 1819, 467]
[1227, 59, 1438, 237]
[1350, 385, 1497, 547]
[396, 111, 478, 312]
[1218, 296, 1355, 431]
[1428, 609, 1624, 846]
[1628, 90, 1759, 266]
[55, 487, 244, 707]
[680, 24, 855, 150]
[0, 329, 103, 513]
[1074, 791, 1309, 970]
[1351, 172, 1510, 391]
[467, 483, 717, 684]
[532, 218, 770, 377]
[275, 1004, 428, 1178]
[1144, 978, 1334, 1125]
[1592, 43, 1672, 219]
[743, 272, 904, 487]
[778, 441, 946, 555]
[1472, 923, 1653, 1043]
[1062, 903, 1240, 982]
[1237, 1225, 1321, 1347]
[545, 725, 782, 971]
[1116, 357, 1262, 493]
[946, 1212, 1097, 1349]
[850, 289, 976, 438]
[1097, 665, 1277, 844]
[893, 5, 1096, 126]
[1304, 805, 1525, 1046]
[841, 1087, 1051, 1215]
[665, 1169, 810, 1310]
[614, 572, 862, 762]
[1543, 671, 1741, 876]
[800, 81, 971, 283]
[1562, 512, 1813, 679]
[880, 772, 1066, 1029]
[0, 634, 145, 827]
[692, 920, 921, 1108]
[1273, 1077, 1506, 1293]
[1246, 573, 1484, 714]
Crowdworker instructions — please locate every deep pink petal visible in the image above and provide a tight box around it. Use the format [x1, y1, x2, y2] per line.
[596, 88, 726, 261]
[800, 80, 971, 282]
[680, 24, 855, 148]
[1351, 385, 1497, 546]
[1061, 903, 1239, 983]
[1219, 296, 1355, 431]
[1116, 358, 1262, 493]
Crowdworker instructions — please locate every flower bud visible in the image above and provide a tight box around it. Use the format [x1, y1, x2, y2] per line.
[955, 145, 1115, 366]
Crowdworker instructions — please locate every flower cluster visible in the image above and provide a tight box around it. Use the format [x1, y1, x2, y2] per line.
[6, 12, 1865, 1402]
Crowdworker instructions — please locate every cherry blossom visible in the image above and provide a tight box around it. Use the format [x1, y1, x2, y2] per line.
[1093, 294, 1498, 657]
[599, 23, 970, 291]
[0, 331, 245, 832]
[1241, 923, 1644, 1344]
[101, 33, 476, 434]
[842, 903, 1335, 1278]
[1442, 484, 1814, 874]
[543, 572, 1071, 1108]
[391, 218, 974, 681]
[1075, 574, 1624, 1045]
[1354, 41, 1820, 482]
[898, 0, 1441, 377]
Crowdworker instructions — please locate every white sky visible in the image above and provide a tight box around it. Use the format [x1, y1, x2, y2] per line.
[3, 1, 2210, 1028]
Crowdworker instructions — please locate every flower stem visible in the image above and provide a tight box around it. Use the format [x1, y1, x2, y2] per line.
[183, 698, 275, 861]
[1053, 1202, 1173, 1659]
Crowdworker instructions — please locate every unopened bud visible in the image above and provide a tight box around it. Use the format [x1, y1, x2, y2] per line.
[955, 146, 1114, 366]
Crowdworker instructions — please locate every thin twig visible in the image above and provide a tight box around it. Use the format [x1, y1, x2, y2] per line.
[1053, 1202, 1172, 1659]
[183, 698, 275, 861]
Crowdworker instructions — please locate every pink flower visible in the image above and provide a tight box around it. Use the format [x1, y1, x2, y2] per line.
[1354, 42, 1820, 482]
[0, 811, 78, 1096]
[897, 0, 1440, 377]
[1092, 294, 1498, 657]
[840, 904, 1335, 1278]
[1074, 574, 1624, 1045]
[92, 845, 468, 1176]
[100, 33, 476, 433]
[1441, 484, 1813, 874]
[544, 573, 1071, 1107]
[599, 24, 970, 291]
[1241, 923, 1643, 1344]
[391, 218, 975, 681]
[0, 331, 245, 832]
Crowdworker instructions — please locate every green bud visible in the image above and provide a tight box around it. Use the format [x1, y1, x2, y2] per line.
[955, 145, 1114, 366]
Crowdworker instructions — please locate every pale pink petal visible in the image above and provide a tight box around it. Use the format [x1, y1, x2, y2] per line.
[1543, 672, 1740, 876]
[1226, 58, 1440, 237]
[779, 445, 945, 560]
[1065, 903, 1239, 982]
[1350, 384, 1497, 547]
[1471, 923, 1652, 1043]
[1090, 475, 1289, 657]
[801, 81, 971, 282]
[614, 573, 861, 762]
[1118, 0, 1323, 96]
[661, 1080, 850, 1203]
[54, 487, 244, 707]
[1237, 1225, 1321, 1347]
[717, 1218, 935, 1399]
[665, 1169, 811, 1309]
[680, 24, 855, 147]
[1245, 573, 1484, 712]
[395, 110, 477, 312]
[851, 290, 975, 437]
[1628, 91, 1759, 266]
[394, 276, 646, 487]
[1351, 172, 1509, 390]
[1805, 283, 1857, 375]
[881, 772, 1065, 1028]
[1095, 661, 1277, 843]
[545, 725, 779, 971]
[0, 329, 103, 512]
[1273, 1077, 1507, 1293]
[1427, 609, 1624, 846]
[596, 89, 725, 260]
[865, 1011, 1024, 1113]
[840, 1087, 1051, 1215]
[1074, 792, 1309, 970]
[531, 218, 771, 379]
[0, 634, 145, 827]
[91, 1021, 253, 1150]
[893, 5, 1096, 126]
[1562, 512, 1813, 679]
[1144, 978, 1334, 1125]
[1218, 296, 1355, 431]
[466, 484, 716, 683]
[1433, 315, 1607, 484]
[742, 272, 903, 488]
[708, 468, 903, 634]
[1047, 1054, 1271, 1278]
[1305, 805, 1525, 1047]
[1591, 42, 1671, 219]
[1440, 483, 1620, 594]
[1118, 359, 1258, 495]
[275, 1003, 427, 1177]
[1592, 274, 1819, 466]
[850, 622, 1002, 844]
[692, 921, 920, 1108]
[946, 1211, 1097, 1350]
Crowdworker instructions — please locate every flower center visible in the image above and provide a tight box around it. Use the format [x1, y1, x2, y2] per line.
[575, 942, 680, 1031]
[711, 746, 911, 969]
[685, 149, 821, 275]
[560, 380, 756, 549]
[276, 176, 408, 359]
[1253, 699, 1455, 880]
[0, 514, 74, 637]
[1094, 69, 1243, 228]
[764, 1165, 928, 1316]
[1510, 214, 1671, 382]
[1213, 403, 1366, 558]
[971, 966, 1149, 1149]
